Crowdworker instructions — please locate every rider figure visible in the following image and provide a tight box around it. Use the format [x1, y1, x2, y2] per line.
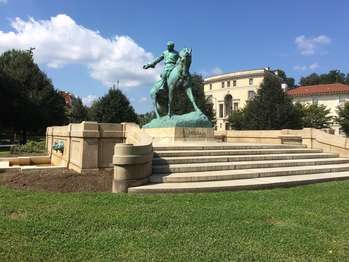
[143, 41, 179, 92]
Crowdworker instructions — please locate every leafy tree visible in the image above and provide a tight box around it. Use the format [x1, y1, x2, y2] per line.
[89, 88, 138, 123]
[298, 103, 333, 129]
[299, 73, 320, 86]
[300, 70, 347, 86]
[275, 69, 295, 87]
[138, 111, 156, 127]
[229, 74, 303, 130]
[0, 49, 67, 143]
[69, 96, 89, 123]
[336, 103, 349, 136]
[228, 109, 245, 130]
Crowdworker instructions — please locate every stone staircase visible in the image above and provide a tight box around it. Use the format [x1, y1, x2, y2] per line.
[128, 143, 349, 193]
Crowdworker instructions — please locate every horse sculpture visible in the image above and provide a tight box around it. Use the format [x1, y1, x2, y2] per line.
[150, 47, 200, 118]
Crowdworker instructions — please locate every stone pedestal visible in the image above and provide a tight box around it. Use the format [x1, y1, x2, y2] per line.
[143, 127, 214, 143]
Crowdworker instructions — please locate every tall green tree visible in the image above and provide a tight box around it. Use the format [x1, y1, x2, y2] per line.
[229, 74, 303, 130]
[275, 69, 295, 87]
[336, 103, 349, 136]
[0, 49, 67, 143]
[69, 96, 89, 123]
[89, 88, 138, 123]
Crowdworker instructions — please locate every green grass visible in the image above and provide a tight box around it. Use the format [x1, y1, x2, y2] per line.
[0, 150, 10, 157]
[1, 182, 349, 261]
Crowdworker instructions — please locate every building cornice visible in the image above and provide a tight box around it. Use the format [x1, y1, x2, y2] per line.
[204, 68, 274, 84]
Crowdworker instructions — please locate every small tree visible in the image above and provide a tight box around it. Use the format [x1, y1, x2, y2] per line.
[299, 103, 333, 129]
[230, 74, 302, 130]
[337, 103, 349, 136]
[89, 88, 138, 123]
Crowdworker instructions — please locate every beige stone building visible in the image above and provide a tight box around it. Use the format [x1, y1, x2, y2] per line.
[204, 68, 278, 131]
[288, 83, 349, 134]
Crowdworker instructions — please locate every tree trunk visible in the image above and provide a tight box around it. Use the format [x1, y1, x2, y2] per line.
[20, 129, 27, 145]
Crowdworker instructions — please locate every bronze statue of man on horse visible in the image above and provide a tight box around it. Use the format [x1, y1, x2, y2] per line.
[143, 41, 200, 118]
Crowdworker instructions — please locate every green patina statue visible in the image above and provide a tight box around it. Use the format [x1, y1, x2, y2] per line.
[143, 41, 211, 128]
[52, 141, 64, 154]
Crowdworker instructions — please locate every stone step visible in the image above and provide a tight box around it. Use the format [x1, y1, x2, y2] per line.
[129, 171, 349, 193]
[154, 148, 323, 157]
[152, 158, 349, 174]
[0, 161, 10, 168]
[152, 153, 337, 165]
[153, 143, 306, 151]
[150, 163, 349, 183]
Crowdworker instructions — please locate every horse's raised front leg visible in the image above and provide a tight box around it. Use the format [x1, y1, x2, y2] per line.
[185, 87, 200, 112]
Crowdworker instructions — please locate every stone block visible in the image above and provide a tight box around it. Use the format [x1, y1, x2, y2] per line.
[144, 127, 214, 143]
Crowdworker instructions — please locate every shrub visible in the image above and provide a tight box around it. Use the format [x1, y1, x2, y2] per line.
[298, 103, 333, 129]
[10, 140, 46, 154]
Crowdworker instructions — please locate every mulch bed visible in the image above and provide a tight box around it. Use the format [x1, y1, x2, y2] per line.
[0, 170, 113, 192]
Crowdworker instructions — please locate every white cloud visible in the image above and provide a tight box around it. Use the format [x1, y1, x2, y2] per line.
[82, 95, 97, 106]
[295, 35, 331, 55]
[0, 14, 160, 88]
[139, 96, 147, 102]
[211, 66, 224, 75]
[200, 66, 224, 77]
[293, 65, 307, 71]
[293, 62, 320, 71]
[309, 62, 319, 70]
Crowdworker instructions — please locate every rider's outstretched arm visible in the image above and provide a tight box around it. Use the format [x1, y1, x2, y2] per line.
[150, 54, 164, 67]
[144, 54, 164, 69]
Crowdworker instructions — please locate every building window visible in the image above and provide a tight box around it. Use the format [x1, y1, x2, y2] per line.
[219, 123, 222, 129]
[233, 102, 239, 111]
[221, 82, 225, 88]
[312, 97, 318, 105]
[339, 96, 347, 107]
[225, 123, 230, 130]
[249, 78, 253, 85]
[219, 104, 224, 118]
[233, 80, 237, 87]
[227, 81, 230, 87]
[209, 83, 212, 90]
[248, 90, 256, 99]
[207, 95, 213, 104]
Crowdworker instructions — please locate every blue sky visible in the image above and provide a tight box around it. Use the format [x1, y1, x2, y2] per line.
[0, 0, 348, 113]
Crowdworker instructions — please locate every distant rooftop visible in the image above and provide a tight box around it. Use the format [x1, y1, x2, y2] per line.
[287, 83, 349, 97]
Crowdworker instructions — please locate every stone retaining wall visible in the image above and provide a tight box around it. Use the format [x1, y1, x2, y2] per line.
[225, 128, 349, 157]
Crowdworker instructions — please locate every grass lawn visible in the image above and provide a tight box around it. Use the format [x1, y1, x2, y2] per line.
[0, 151, 10, 157]
[1, 182, 349, 261]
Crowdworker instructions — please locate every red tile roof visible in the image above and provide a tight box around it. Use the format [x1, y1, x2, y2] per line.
[287, 83, 349, 97]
